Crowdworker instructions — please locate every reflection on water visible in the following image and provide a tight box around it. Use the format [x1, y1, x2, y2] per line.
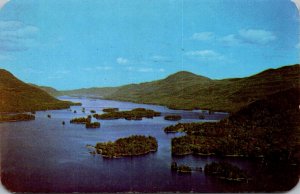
[0, 97, 297, 192]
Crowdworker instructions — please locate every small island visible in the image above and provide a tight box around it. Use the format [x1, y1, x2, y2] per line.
[0, 113, 35, 122]
[70, 117, 91, 124]
[164, 115, 182, 121]
[171, 162, 192, 173]
[86, 121, 100, 128]
[102, 108, 119, 113]
[164, 123, 186, 133]
[90, 110, 96, 113]
[70, 116, 101, 129]
[204, 162, 248, 182]
[93, 108, 161, 120]
[94, 135, 158, 158]
[199, 114, 205, 119]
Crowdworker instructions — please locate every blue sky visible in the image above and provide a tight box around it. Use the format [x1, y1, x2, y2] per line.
[0, 0, 299, 90]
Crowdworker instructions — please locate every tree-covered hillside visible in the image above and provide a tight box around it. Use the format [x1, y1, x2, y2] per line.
[0, 69, 78, 113]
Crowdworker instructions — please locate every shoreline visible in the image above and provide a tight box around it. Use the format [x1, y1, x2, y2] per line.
[102, 149, 157, 158]
[0, 102, 81, 115]
[172, 152, 266, 159]
[59, 95, 231, 113]
[0, 119, 34, 123]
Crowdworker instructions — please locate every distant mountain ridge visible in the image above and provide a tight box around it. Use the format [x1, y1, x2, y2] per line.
[36, 64, 299, 112]
[61, 87, 118, 98]
[0, 69, 76, 113]
[106, 64, 299, 112]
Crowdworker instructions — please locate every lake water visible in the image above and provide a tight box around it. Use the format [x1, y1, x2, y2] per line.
[0, 97, 298, 192]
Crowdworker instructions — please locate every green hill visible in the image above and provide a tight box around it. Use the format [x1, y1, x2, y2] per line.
[104, 64, 299, 112]
[0, 69, 77, 113]
[102, 71, 212, 107]
[57, 71, 211, 100]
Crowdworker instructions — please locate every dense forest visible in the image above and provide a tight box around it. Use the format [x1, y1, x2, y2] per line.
[169, 88, 299, 161]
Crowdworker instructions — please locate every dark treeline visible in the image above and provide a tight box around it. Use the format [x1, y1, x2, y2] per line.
[204, 162, 248, 181]
[93, 108, 161, 120]
[164, 115, 182, 121]
[0, 113, 35, 122]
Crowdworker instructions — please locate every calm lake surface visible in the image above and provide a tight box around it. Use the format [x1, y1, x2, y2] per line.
[0, 97, 298, 192]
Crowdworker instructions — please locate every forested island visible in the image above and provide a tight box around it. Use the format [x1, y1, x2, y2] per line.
[94, 135, 158, 158]
[93, 108, 161, 120]
[170, 161, 249, 181]
[171, 162, 192, 173]
[70, 116, 100, 128]
[70, 117, 91, 124]
[164, 115, 182, 121]
[86, 122, 100, 128]
[168, 88, 299, 161]
[102, 108, 119, 112]
[0, 113, 35, 122]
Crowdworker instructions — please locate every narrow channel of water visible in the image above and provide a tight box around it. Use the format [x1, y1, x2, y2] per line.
[0, 97, 297, 192]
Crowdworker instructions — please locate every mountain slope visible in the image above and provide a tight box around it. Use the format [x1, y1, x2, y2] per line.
[104, 64, 299, 112]
[58, 71, 211, 100]
[30, 84, 62, 97]
[0, 69, 76, 113]
[103, 71, 213, 107]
